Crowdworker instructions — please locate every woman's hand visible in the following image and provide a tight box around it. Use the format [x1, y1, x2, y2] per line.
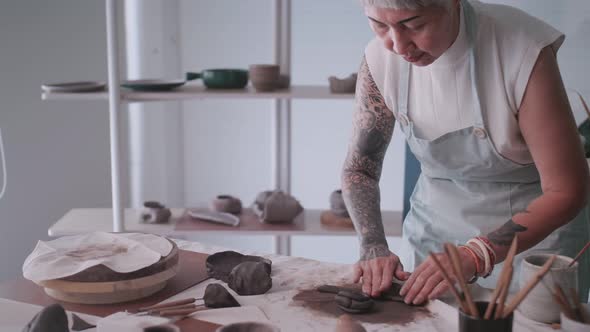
[353, 249, 410, 297]
[399, 249, 476, 305]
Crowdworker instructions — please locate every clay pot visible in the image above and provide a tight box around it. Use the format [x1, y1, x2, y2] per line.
[249, 64, 280, 92]
[206, 250, 272, 283]
[328, 73, 357, 94]
[459, 302, 513, 332]
[210, 195, 243, 215]
[329, 189, 349, 218]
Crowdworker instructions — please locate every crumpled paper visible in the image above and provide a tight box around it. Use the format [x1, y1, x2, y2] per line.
[22, 232, 173, 283]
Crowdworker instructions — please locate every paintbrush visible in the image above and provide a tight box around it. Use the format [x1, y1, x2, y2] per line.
[445, 243, 479, 318]
[568, 241, 590, 268]
[429, 251, 469, 313]
[485, 236, 518, 319]
[502, 255, 556, 318]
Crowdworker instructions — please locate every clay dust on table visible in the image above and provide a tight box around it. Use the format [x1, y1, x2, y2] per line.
[291, 284, 432, 326]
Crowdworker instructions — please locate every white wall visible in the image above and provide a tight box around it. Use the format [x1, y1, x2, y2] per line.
[0, 1, 116, 281]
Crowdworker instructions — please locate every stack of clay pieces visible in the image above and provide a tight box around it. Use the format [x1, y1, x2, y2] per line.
[321, 189, 354, 228]
[206, 251, 272, 296]
[252, 190, 303, 224]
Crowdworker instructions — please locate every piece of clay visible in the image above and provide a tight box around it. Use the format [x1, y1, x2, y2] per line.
[23, 304, 69, 332]
[253, 191, 274, 212]
[140, 201, 172, 224]
[329, 189, 349, 218]
[210, 195, 243, 215]
[328, 73, 357, 94]
[334, 315, 367, 332]
[335, 291, 374, 314]
[143, 325, 179, 332]
[71, 313, 96, 331]
[204, 283, 241, 308]
[206, 251, 272, 283]
[228, 261, 272, 296]
[259, 191, 303, 224]
[216, 322, 280, 332]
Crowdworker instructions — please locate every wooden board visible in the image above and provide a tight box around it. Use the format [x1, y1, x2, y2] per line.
[175, 208, 305, 232]
[0, 250, 211, 317]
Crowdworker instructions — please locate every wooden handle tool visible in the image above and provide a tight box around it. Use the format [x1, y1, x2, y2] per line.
[137, 297, 200, 312]
[429, 252, 469, 313]
[445, 243, 479, 318]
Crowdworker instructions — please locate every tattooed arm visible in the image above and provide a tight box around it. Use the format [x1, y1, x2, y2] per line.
[484, 47, 589, 263]
[341, 56, 407, 297]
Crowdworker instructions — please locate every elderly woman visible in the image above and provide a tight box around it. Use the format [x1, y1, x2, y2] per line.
[341, 0, 590, 305]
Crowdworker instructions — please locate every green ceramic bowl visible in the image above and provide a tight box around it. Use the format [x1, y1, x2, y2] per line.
[186, 69, 248, 89]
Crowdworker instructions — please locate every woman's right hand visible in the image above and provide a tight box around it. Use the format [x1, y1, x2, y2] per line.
[353, 248, 410, 297]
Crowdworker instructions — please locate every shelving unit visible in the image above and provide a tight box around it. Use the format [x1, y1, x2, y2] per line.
[43, 0, 402, 255]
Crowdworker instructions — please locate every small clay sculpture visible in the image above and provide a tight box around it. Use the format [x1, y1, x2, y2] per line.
[206, 250, 272, 283]
[140, 201, 172, 224]
[23, 304, 68, 332]
[210, 195, 243, 215]
[228, 261, 272, 296]
[329, 190, 349, 218]
[334, 315, 367, 332]
[254, 191, 303, 224]
[328, 73, 357, 94]
[204, 283, 241, 308]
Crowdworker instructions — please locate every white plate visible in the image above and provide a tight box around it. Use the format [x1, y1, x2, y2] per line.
[42, 81, 106, 93]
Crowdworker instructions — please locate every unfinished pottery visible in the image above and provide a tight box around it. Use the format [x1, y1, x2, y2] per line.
[329, 189, 349, 218]
[334, 315, 367, 332]
[23, 304, 68, 332]
[206, 251, 272, 283]
[216, 322, 280, 332]
[204, 283, 241, 308]
[210, 195, 243, 215]
[257, 191, 303, 224]
[141, 201, 172, 224]
[328, 73, 357, 94]
[335, 290, 374, 314]
[518, 254, 578, 323]
[228, 261, 272, 296]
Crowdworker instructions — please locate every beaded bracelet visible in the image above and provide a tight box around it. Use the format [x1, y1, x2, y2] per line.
[459, 245, 481, 284]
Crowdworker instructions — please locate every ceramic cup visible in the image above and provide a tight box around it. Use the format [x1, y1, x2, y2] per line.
[518, 254, 578, 323]
[459, 302, 513, 332]
[561, 303, 590, 332]
[215, 322, 280, 332]
[249, 64, 280, 92]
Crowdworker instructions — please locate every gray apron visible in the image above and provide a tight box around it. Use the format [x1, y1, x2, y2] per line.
[397, 0, 590, 298]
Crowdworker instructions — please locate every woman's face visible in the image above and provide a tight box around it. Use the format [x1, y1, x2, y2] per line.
[365, 2, 460, 67]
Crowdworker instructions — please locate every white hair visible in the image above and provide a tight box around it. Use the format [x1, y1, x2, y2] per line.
[360, 0, 453, 10]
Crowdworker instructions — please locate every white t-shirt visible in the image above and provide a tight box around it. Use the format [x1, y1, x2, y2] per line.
[365, 0, 564, 164]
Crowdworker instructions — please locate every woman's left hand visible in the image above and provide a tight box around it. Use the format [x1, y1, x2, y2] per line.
[399, 249, 476, 305]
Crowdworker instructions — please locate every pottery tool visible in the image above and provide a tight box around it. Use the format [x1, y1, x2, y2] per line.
[502, 254, 556, 318]
[429, 252, 468, 313]
[486, 236, 518, 319]
[135, 297, 203, 313]
[484, 236, 518, 319]
[568, 241, 590, 268]
[444, 243, 479, 318]
[187, 210, 240, 227]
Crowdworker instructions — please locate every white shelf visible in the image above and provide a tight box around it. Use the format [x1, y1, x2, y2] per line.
[41, 85, 354, 103]
[48, 208, 402, 237]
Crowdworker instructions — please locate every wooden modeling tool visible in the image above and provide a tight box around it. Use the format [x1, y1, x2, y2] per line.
[568, 241, 590, 268]
[444, 243, 479, 318]
[429, 252, 469, 314]
[135, 297, 203, 313]
[484, 236, 518, 319]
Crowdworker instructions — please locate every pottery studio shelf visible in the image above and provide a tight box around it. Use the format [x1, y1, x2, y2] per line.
[41, 85, 355, 103]
[48, 208, 402, 238]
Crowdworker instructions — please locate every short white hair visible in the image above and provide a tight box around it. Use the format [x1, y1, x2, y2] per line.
[360, 0, 452, 10]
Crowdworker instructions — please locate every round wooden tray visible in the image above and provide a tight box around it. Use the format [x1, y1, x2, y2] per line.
[37, 239, 180, 304]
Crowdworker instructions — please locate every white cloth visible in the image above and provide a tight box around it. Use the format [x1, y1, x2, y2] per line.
[22, 232, 173, 282]
[365, 0, 564, 164]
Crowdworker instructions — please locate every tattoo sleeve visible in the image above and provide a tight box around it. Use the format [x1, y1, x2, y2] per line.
[341, 56, 395, 261]
[486, 219, 528, 246]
